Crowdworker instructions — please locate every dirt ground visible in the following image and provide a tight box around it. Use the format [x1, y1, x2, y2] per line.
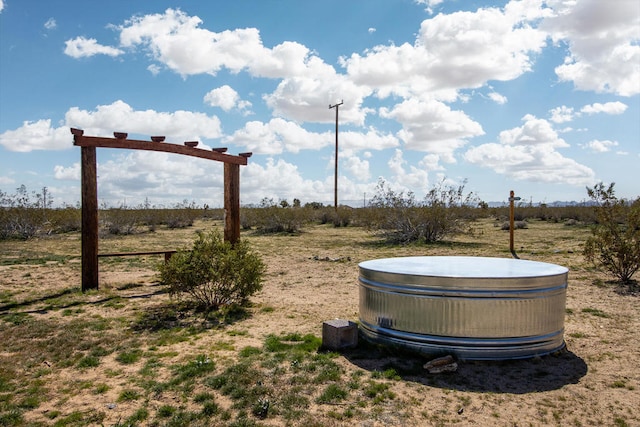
[0, 218, 638, 426]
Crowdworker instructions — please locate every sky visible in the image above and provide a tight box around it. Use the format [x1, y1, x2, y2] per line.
[0, 0, 638, 208]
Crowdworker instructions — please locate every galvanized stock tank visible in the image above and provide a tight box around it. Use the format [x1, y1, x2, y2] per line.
[358, 256, 568, 360]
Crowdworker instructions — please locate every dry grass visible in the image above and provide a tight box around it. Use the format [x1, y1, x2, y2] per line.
[0, 217, 638, 426]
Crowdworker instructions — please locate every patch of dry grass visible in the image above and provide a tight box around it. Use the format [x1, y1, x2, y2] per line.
[0, 218, 638, 426]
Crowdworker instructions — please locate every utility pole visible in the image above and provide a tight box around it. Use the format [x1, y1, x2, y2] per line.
[329, 100, 343, 212]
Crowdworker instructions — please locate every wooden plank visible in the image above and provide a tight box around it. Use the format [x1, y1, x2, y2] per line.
[98, 250, 178, 257]
[73, 135, 248, 165]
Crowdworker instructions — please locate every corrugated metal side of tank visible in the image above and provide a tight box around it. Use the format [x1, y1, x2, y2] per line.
[358, 265, 568, 360]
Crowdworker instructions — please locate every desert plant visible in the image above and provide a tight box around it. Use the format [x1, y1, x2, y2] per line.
[583, 183, 640, 287]
[367, 178, 480, 244]
[159, 230, 265, 310]
[241, 198, 306, 233]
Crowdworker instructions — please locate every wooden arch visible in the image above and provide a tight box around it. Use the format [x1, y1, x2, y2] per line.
[71, 128, 252, 291]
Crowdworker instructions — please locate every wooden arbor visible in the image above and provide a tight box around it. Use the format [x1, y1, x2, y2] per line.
[71, 128, 252, 291]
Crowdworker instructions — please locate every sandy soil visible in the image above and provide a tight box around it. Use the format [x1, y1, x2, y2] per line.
[1, 218, 638, 426]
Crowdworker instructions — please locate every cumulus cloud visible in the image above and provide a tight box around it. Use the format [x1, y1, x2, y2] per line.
[64, 36, 124, 58]
[0, 0, 4, 13]
[65, 100, 222, 141]
[544, 0, 640, 96]
[0, 120, 72, 152]
[343, 2, 550, 100]
[54, 163, 80, 180]
[203, 85, 252, 113]
[0, 101, 222, 152]
[380, 99, 484, 161]
[224, 118, 333, 154]
[550, 101, 627, 123]
[240, 157, 331, 203]
[583, 139, 619, 153]
[549, 105, 575, 123]
[580, 101, 628, 115]
[464, 115, 595, 185]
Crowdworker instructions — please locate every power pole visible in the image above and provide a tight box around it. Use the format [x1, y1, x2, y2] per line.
[329, 100, 343, 211]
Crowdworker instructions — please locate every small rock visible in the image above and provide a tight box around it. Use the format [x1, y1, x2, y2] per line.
[458, 407, 464, 414]
[107, 403, 116, 409]
[424, 355, 458, 373]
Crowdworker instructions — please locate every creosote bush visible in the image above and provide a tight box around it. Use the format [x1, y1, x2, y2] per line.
[583, 183, 639, 287]
[366, 178, 480, 244]
[159, 230, 265, 310]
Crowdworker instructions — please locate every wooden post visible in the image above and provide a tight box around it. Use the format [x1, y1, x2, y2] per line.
[224, 163, 241, 245]
[509, 190, 521, 259]
[81, 145, 99, 291]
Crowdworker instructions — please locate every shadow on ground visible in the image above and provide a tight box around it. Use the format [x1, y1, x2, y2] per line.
[343, 342, 587, 394]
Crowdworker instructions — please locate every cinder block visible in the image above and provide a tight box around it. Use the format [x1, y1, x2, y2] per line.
[322, 319, 358, 350]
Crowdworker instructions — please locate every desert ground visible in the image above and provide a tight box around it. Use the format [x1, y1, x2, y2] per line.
[0, 217, 638, 426]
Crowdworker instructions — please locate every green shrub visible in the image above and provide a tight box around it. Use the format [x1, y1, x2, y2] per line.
[159, 230, 265, 310]
[583, 183, 640, 287]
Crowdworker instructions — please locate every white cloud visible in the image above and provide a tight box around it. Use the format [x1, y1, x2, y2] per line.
[0, 101, 222, 152]
[380, 99, 484, 161]
[54, 163, 80, 180]
[0, 119, 72, 152]
[580, 101, 628, 115]
[414, 0, 444, 14]
[464, 115, 595, 185]
[583, 139, 619, 153]
[203, 85, 252, 113]
[0, 0, 4, 13]
[549, 105, 575, 123]
[44, 18, 56, 30]
[64, 36, 124, 58]
[343, 154, 371, 181]
[488, 91, 508, 105]
[147, 64, 162, 75]
[118, 9, 314, 79]
[344, 2, 550, 100]
[368, 28, 376, 34]
[65, 100, 222, 141]
[387, 149, 430, 190]
[544, 0, 640, 96]
[224, 118, 333, 155]
[241, 157, 331, 203]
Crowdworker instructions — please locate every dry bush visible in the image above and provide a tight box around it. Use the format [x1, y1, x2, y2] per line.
[583, 183, 640, 287]
[366, 178, 481, 244]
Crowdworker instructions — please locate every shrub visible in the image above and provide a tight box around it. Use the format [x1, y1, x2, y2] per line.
[583, 183, 640, 287]
[241, 198, 306, 233]
[159, 230, 265, 310]
[367, 178, 480, 244]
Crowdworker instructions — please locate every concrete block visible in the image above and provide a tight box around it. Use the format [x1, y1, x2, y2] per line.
[322, 319, 358, 350]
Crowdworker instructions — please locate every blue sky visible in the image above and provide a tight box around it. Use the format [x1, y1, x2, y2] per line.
[1, 0, 638, 208]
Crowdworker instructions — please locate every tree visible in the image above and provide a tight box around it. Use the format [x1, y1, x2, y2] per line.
[583, 182, 640, 288]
